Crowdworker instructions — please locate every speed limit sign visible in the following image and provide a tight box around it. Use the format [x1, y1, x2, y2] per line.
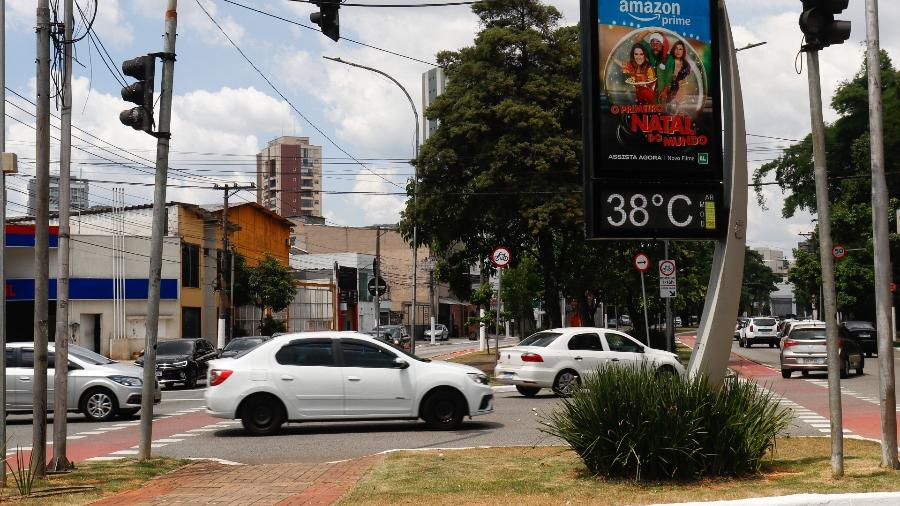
[832, 243, 847, 261]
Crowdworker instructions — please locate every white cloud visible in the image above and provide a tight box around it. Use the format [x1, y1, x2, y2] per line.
[346, 167, 407, 225]
[133, 0, 247, 47]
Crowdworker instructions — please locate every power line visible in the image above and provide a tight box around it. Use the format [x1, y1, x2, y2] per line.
[287, 0, 479, 7]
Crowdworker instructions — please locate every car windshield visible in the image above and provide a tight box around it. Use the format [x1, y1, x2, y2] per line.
[843, 321, 874, 330]
[791, 329, 826, 340]
[224, 338, 264, 352]
[68, 345, 115, 365]
[157, 340, 195, 355]
[753, 318, 776, 326]
[519, 331, 562, 347]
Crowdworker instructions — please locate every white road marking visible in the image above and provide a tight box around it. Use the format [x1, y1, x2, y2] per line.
[154, 439, 184, 443]
[110, 450, 139, 455]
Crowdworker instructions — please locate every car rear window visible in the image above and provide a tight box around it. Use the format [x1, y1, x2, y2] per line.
[519, 332, 562, 347]
[754, 318, 776, 326]
[843, 321, 874, 330]
[790, 329, 826, 340]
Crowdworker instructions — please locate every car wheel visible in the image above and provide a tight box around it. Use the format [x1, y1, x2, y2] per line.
[80, 387, 119, 422]
[781, 369, 792, 379]
[118, 408, 140, 418]
[840, 356, 850, 379]
[856, 355, 864, 376]
[552, 370, 581, 397]
[738, 339, 745, 348]
[240, 396, 285, 436]
[422, 390, 465, 430]
[184, 367, 198, 389]
[515, 385, 540, 397]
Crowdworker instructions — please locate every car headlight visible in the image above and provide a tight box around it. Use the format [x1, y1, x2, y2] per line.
[467, 372, 489, 385]
[171, 361, 189, 368]
[108, 375, 143, 387]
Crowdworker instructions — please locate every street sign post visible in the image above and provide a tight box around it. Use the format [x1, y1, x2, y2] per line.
[490, 247, 512, 358]
[659, 259, 677, 298]
[832, 243, 847, 261]
[633, 252, 651, 343]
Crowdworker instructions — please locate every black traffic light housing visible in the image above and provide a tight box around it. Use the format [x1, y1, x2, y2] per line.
[119, 55, 156, 134]
[799, 0, 851, 51]
[310, 1, 340, 42]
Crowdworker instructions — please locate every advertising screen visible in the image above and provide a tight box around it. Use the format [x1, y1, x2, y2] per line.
[583, 0, 726, 239]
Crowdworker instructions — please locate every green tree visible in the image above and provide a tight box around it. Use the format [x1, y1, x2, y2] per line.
[247, 253, 297, 332]
[500, 256, 543, 336]
[740, 248, 780, 316]
[754, 51, 900, 319]
[401, 0, 582, 328]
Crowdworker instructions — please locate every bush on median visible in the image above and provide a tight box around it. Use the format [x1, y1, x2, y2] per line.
[542, 366, 791, 481]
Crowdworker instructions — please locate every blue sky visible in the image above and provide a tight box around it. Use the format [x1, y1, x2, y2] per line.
[3, 0, 898, 256]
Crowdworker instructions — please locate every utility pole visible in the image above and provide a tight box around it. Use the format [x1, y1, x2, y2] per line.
[33, 0, 52, 479]
[374, 226, 380, 329]
[806, 51, 844, 478]
[140, 0, 178, 461]
[50, 0, 74, 473]
[864, 0, 898, 469]
[215, 183, 254, 349]
[0, 0, 9, 487]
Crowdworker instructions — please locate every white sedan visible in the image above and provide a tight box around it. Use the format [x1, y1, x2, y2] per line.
[205, 332, 494, 435]
[494, 327, 685, 396]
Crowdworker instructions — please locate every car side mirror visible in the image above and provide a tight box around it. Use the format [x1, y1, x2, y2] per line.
[393, 358, 410, 369]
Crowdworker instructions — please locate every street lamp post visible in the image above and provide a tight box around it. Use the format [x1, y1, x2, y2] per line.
[323, 56, 420, 353]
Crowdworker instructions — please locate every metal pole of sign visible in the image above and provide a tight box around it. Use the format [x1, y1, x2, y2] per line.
[495, 268, 501, 359]
[686, 1, 748, 386]
[640, 271, 650, 345]
[807, 50, 844, 478]
[665, 241, 673, 352]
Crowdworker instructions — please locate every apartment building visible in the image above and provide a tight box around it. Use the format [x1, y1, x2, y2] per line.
[256, 136, 323, 218]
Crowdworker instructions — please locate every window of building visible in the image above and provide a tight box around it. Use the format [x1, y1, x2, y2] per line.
[182, 307, 201, 338]
[301, 199, 315, 208]
[181, 243, 200, 288]
[268, 159, 276, 177]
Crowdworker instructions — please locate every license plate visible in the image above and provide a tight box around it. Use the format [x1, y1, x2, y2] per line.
[801, 358, 825, 365]
[858, 333, 871, 338]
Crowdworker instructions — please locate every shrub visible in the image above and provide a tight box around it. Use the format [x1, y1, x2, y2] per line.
[542, 366, 791, 481]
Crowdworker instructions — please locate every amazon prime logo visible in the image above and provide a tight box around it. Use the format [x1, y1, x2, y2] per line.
[619, 1, 690, 28]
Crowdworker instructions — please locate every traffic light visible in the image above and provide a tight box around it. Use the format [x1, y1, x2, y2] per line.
[119, 55, 156, 133]
[310, 1, 340, 42]
[799, 0, 851, 51]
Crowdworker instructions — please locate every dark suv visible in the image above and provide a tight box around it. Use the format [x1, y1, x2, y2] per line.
[839, 321, 877, 357]
[136, 338, 218, 389]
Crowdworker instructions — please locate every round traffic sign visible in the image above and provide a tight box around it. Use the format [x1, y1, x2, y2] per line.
[367, 277, 388, 296]
[832, 243, 847, 261]
[659, 259, 676, 277]
[490, 246, 512, 268]
[633, 252, 650, 272]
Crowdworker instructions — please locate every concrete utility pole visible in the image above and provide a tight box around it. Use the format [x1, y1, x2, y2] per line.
[806, 51, 844, 478]
[0, 0, 9, 487]
[215, 183, 254, 349]
[863, 0, 898, 469]
[33, 0, 52, 479]
[50, 0, 75, 473]
[140, 0, 178, 461]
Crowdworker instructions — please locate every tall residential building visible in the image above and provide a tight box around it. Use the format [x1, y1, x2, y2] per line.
[753, 247, 790, 277]
[421, 67, 447, 141]
[256, 136, 322, 218]
[27, 175, 90, 214]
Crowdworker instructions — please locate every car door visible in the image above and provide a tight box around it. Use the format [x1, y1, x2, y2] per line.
[272, 338, 345, 418]
[5, 347, 25, 410]
[338, 339, 414, 417]
[601, 332, 647, 368]
[565, 332, 607, 376]
[15, 348, 55, 408]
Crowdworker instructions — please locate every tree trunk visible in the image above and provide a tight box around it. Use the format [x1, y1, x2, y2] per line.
[538, 231, 561, 328]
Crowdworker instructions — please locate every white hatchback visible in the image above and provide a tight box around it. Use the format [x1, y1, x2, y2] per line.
[205, 332, 494, 435]
[494, 328, 685, 396]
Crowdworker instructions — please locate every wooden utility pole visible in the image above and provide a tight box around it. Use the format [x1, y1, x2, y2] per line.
[33, 0, 52, 479]
[140, 0, 178, 460]
[50, 0, 74, 473]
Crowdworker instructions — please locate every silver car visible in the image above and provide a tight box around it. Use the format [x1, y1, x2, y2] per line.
[779, 322, 864, 379]
[5, 343, 161, 421]
[424, 323, 449, 341]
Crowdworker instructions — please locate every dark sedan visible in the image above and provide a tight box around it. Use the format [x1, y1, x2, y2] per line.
[136, 338, 218, 388]
[218, 336, 269, 359]
[839, 321, 877, 357]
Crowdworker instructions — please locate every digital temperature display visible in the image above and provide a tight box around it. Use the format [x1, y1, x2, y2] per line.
[594, 184, 723, 239]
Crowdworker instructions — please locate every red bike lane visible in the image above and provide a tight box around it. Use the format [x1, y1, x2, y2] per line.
[679, 334, 899, 442]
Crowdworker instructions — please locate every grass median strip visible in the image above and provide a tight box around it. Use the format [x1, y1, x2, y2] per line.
[340, 438, 900, 505]
[0, 457, 189, 505]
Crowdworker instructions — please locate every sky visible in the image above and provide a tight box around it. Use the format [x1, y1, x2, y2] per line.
[2, 0, 898, 260]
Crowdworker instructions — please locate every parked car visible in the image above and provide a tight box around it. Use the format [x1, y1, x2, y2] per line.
[839, 321, 877, 357]
[674, 316, 683, 327]
[5, 343, 161, 421]
[606, 318, 618, 329]
[136, 338, 218, 389]
[204, 331, 493, 435]
[494, 327, 685, 397]
[364, 325, 412, 352]
[735, 317, 750, 340]
[739, 317, 779, 348]
[423, 323, 449, 341]
[780, 321, 864, 379]
[619, 315, 632, 326]
[218, 336, 269, 359]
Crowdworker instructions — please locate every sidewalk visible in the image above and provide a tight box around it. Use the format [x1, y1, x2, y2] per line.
[90, 455, 381, 506]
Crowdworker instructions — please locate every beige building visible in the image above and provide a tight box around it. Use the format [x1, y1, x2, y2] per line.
[256, 136, 323, 218]
[753, 247, 789, 277]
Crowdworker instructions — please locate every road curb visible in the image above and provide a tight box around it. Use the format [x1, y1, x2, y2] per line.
[660, 491, 900, 505]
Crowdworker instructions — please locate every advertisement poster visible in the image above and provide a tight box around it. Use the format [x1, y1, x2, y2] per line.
[595, 0, 721, 179]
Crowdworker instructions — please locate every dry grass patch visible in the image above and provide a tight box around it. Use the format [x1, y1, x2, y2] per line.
[0, 458, 188, 505]
[448, 349, 499, 377]
[341, 438, 900, 505]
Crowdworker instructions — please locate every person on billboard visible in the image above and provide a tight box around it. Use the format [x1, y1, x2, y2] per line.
[659, 40, 693, 106]
[614, 44, 656, 104]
